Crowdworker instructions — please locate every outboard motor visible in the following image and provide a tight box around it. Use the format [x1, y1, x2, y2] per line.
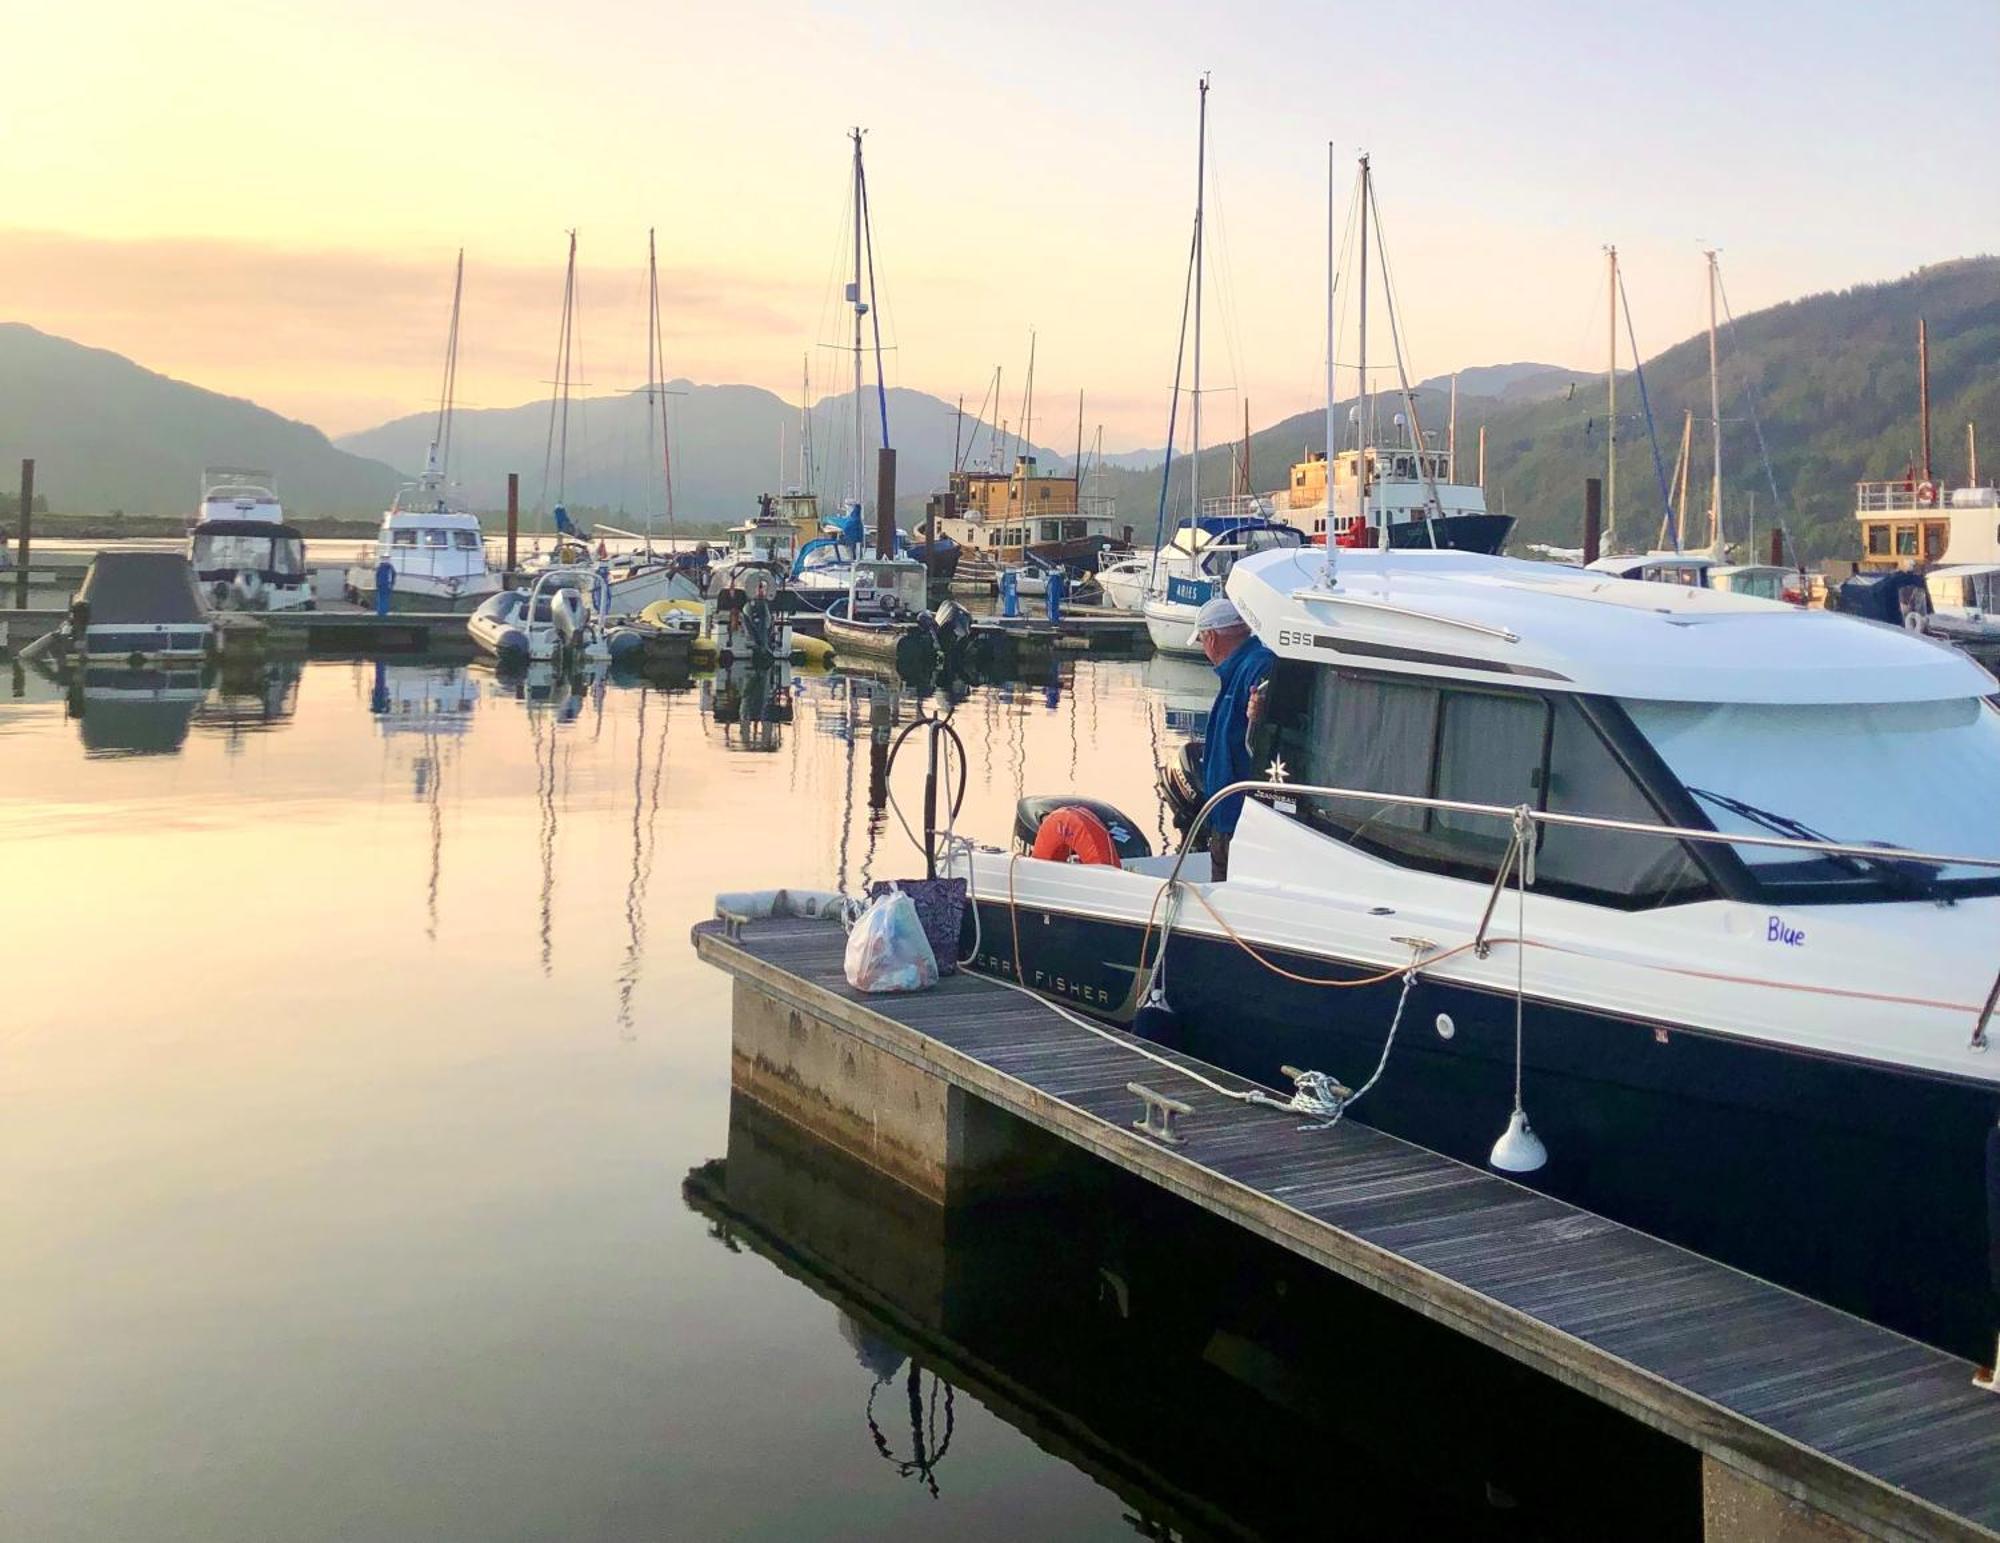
[550, 585, 587, 644]
[1162, 739, 1205, 836]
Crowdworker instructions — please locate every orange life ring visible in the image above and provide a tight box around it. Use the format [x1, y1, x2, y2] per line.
[1031, 805, 1121, 866]
[1918, 481, 1938, 507]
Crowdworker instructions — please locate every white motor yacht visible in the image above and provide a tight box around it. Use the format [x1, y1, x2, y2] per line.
[188, 468, 310, 612]
[953, 544, 2000, 1360]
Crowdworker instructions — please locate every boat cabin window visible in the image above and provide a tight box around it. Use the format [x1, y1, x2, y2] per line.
[1262, 664, 1711, 908]
[392, 529, 417, 545]
[1864, 524, 1890, 556]
[1895, 525, 1918, 556]
[191, 531, 304, 576]
[453, 530, 482, 550]
[1625, 697, 2000, 902]
[422, 529, 450, 547]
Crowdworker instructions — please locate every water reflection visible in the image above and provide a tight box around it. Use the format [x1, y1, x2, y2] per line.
[195, 659, 302, 749]
[687, 1093, 1702, 1541]
[368, 662, 480, 942]
[700, 658, 795, 753]
[70, 664, 210, 757]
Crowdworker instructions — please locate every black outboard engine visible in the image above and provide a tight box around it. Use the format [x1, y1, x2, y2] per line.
[1162, 739, 1205, 836]
[1014, 796, 1153, 860]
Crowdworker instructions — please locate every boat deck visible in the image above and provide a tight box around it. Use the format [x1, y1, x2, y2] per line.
[695, 913, 2000, 1542]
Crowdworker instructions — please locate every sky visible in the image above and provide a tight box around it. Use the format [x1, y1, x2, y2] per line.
[5, 0, 1996, 448]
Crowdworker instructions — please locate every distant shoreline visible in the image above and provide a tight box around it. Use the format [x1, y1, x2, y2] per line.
[14, 511, 746, 543]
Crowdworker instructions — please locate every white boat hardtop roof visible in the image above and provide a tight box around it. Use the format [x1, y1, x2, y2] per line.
[1230, 547, 1994, 706]
[1585, 551, 1715, 573]
[383, 506, 482, 530]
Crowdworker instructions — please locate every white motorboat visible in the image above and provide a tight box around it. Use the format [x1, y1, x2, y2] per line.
[1096, 552, 1153, 611]
[1924, 563, 2000, 648]
[1584, 551, 1715, 587]
[188, 468, 311, 611]
[952, 543, 2000, 1360]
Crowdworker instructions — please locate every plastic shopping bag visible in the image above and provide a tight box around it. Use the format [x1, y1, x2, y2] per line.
[843, 890, 940, 994]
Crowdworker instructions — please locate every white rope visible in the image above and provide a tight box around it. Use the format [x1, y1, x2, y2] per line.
[953, 837, 1426, 1128]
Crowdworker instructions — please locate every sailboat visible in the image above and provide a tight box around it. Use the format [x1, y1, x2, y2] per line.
[807, 127, 928, 660]
[1277, 155, 1510, 555]
[346, 251, 502, 613]
[1139, 78, 1305, 658]
[522, 233, 705, 617]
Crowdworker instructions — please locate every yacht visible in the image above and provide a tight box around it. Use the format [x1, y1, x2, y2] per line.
[951, 544, 2000, 1359]
[1096, 551, 1154, 612]
[188, 469, 311, 611]
[346, 459, 501, 612]
[346, 254, 502, 613]
[1138, 514, 1305, 656]
[1584, 551, 1715, 587]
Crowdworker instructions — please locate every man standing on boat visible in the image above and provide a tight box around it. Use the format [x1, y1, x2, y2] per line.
[1193, 595, 1273, 882]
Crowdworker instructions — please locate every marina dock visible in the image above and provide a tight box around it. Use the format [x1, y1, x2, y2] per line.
[696, 913, 2000, 1543]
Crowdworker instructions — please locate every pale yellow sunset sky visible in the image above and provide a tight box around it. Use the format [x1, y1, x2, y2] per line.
[6, 0, 1996, 445]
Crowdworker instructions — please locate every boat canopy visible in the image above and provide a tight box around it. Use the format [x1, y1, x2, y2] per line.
[75, 552, 210, 625]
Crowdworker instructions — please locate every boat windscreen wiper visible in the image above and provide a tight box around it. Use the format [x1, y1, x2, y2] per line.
[1687, 786, 1941, 898]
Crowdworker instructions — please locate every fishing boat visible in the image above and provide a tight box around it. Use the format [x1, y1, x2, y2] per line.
[711, 494, 804, 600]
[950, 541, 2000, 1360]
[467, 566, 617, 667]
[346, 253, 502, 613]
[188, 468, 311, 611]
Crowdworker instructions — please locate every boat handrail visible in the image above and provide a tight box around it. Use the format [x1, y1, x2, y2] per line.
[1150, 777, 2000, 1047]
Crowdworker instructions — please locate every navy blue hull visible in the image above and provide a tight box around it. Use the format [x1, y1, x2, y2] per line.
[970, 897, 2000, 1359]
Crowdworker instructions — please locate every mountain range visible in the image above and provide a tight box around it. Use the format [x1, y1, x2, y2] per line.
[2, 257, 1993, 559]
[333, 384, 1073, 529]
[0, 323, 405, 518]
[1092, 258, 2000, 560]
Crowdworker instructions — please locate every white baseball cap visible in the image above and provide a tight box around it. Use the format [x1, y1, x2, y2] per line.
[1188, 594, 1245, 645]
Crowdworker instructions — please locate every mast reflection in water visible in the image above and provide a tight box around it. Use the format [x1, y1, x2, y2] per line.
[686, 1093, 1700, 1541]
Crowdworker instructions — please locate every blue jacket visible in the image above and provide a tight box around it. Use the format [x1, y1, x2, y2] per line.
[1204, 635, 1275, 836]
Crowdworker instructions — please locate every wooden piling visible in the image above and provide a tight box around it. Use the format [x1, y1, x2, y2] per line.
[12, 458, 33, 609]
[505, 472, 519, 577]
[1583, 476, 1602, 566]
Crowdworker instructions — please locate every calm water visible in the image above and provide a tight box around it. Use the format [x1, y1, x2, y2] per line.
[0, 652, 1690, 1540]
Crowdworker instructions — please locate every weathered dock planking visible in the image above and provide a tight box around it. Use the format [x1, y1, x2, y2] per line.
[695, 913, 2000, 1542]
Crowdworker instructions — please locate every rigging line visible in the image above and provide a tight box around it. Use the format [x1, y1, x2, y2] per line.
[435, 249, 462, 482]
[1616, 268, 1678, 540]
[1362, 177, 1447, 529]
[1713, 262, 1797, 564]
[1149, 217, 1202, 589]
[539, 233, 575, 517]
[856, 145, 892, 450]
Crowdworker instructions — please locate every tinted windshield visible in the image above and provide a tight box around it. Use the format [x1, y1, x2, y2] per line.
[1625, 697, 2000, 898]
[192, 532, 304, 575]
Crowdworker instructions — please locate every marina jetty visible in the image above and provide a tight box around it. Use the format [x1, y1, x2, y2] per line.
[696, 911, 2000, 1542]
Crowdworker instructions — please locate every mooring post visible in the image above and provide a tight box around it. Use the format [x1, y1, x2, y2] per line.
[875, 447, 897, 559]
[505, 472, 520, 579]
[13, 457, 32, 609]
[1583, 476, 1602, 567]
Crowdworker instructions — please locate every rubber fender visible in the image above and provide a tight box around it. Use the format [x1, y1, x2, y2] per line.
[1030, 805, 1122, 867]
[792, 634, 836, 667]
[689, 635, 718, 664]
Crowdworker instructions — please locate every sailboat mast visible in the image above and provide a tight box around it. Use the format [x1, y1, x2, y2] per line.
[431, 248, 463, 487]
[1447, 373, 1457, 483]
[1607, 244, 1618, 544]
[1705, 248, 1722, 556]
[850, 127, 866, 525]
[1190, 73, 1208, 522]
[647, 227, 675, 551]
[800, 353, 814, 496]
[1357, 153, 1371, 542]
[1322, 140, 1335, 569]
